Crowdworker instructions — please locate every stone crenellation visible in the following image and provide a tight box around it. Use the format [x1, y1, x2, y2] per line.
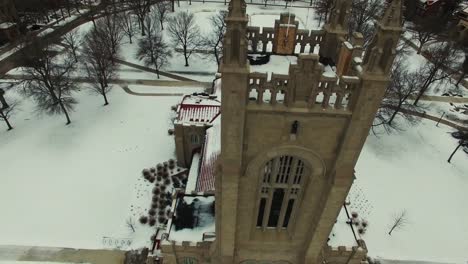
[247, 26, 324, 55]
[247, 55, 360, 112]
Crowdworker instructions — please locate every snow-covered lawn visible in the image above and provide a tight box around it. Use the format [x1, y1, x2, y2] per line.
[352, 119, 468, 263]
[0, 85, 202, 250]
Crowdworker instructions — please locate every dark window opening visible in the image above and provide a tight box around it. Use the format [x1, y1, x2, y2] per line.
[283, 199, 295, 228]
[268, 188, 284, 227]
[257, 198, 266, 227]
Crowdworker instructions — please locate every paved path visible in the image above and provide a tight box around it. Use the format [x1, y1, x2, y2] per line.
[413, 95, 468, 103]
[115, 59, 196, 82]
[385, 105, 467, 131]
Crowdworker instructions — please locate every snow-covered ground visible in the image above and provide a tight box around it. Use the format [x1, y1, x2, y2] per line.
[0, 85, 202, 250]
[352, 119, 468, 264]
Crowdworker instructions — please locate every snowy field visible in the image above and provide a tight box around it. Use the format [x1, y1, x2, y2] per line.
[0, 85, 202, 250]
[353, 119, 468, 264]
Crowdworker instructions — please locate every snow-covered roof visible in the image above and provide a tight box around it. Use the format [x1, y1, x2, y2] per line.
[168, 196, 215, 242]
[328, 206, 359, 247]
[196, 115, 221, 192]
[186, 153, 201, 193]
[175, 94, 220, 126]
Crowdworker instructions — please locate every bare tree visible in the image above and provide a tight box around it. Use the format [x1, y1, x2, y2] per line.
[0, 88, 18, 131]
[63, 29, 82, 63]
[83, 27, 117, 105]
[203, 11, 227, 68]
[128, 0, 152, 36]
[167, 11, 202, 67]
[119, 11, 137, 44]
[314, 0, 333, 27]
[155, 0, 171, 30]
[126, 217, 136, 233]
[456, 54, 468, 87]
[137, 15, 172, 79]
[374, 58, 422, 133]
[388, 210, 408, 236]
[96, 13, 124, 63]
[411, 16, 446, 54]
[413, 42, 460, 106]
[349, 0, 384, 46]
[21, 40, 79, 125]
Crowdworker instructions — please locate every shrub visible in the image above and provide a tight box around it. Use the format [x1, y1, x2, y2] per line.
[163, 162, 168, 168]
[164, 178, 171, 186]
[150, 234, 156, 241]
[148, 217, 156, 226]
[358, 228, 366, 235]
[149, 208, 156, 216]
[153, 187, 161, 195]
[152, 196, 159, 203]
[149, 176, 155, 183]
[156, 175, 162, 182]
[142, 169, 150, 177]
[157, 163, 163, 171]
[168, 129, 174, 135]
[150, 167, 156, 173]
[158, 216, 167, 224]
[166, 209, 171, 216]
[151, 202, 158, 209]
[161, 185, 167, 192]
[171, 105, 177, 111]
[172, 179, 180, 188]
[158, 210, 165, 216]
[362, 220, 368, 228]
[157, 171, 163, 177]
[169, 159, 175, 165]
[139, 216, 148, 224]
[159, 193, 166, 199]
[351, 212, 358, 218]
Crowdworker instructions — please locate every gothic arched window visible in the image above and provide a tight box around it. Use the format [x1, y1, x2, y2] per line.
[256, 156, 308, 229]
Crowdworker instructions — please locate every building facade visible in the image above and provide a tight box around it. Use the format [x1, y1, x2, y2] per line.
[157, 0, 404, 263]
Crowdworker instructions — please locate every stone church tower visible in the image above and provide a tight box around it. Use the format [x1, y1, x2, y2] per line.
[213, 0, 404, 263]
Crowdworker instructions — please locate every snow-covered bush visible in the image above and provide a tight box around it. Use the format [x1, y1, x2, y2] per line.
[153, 187, 161, 195]
[148, 216, 156, 226]
[139, 216, 148, 224]
[164, 178, 171, 186]
[149, 208, 156, 216]
[150, 167, 156, 173]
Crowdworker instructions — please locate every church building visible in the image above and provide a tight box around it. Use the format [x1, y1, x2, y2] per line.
[152, 0, 404, 263]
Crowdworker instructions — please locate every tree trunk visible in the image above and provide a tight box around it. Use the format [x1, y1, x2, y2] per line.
[160, 20, 164, 30]
[0, 110, 13, 131]
[129, 35, 133, 44]
[214, 47, 219, 68]
[141, 18, 146, 36]
[184, 46, 189, 67]
[447, 142, 463, 163]
[157, 70, 160, 79]
[171, 0, 175, 12]
[417, 43, 423, 54]
[59, 101, 72, 125]
[456, 72, 465, 87]
[388, 106, 400, 125]
[103, 92, 109, 105]
[91, 16, 96, 28]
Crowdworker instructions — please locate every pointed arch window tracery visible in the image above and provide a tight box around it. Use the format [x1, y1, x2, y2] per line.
[256, 155, 308, 230]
